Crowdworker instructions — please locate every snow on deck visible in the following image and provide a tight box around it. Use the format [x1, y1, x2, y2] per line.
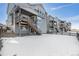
[1, 34, 79, 56]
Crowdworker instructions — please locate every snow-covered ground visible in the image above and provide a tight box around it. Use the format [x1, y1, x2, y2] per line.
[1, 34, 79, 56]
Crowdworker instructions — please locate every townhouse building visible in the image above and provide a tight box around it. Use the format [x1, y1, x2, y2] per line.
[6, 3, 48, 35]
[6, 3, 71, 35]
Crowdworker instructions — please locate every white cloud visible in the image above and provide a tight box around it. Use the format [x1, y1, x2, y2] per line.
[0, 20, 6, 24]
[50, 4, 74, 11]
[72, 25, 79, 29]
[64, 15, 79, 29]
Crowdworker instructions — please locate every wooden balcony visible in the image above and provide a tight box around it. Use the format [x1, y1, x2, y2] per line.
[16, 15, 41, 34]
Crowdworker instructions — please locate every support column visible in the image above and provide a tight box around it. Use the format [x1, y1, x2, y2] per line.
[13, 11, 16, 33]
[18, 9, 21, 36]
[0, 27, 1, 38]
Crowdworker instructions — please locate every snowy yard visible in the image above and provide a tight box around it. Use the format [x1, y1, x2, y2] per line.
[1, 34, 79, 56]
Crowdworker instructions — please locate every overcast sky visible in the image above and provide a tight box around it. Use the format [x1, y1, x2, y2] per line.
[0, 3, 79, 29]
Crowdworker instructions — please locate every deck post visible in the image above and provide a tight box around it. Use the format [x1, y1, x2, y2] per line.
[0, 27, 2, 39]
[19, 8, 21, 36]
